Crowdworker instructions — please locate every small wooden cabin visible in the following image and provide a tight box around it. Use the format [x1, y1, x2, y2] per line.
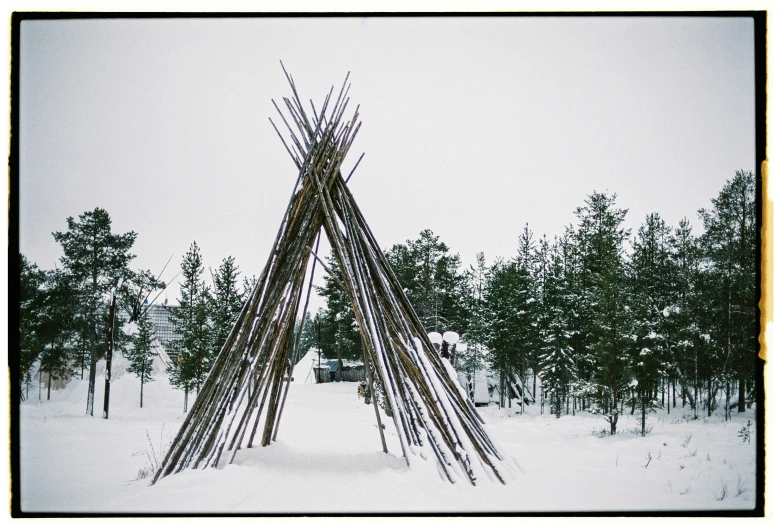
[313, 359, 365, 383]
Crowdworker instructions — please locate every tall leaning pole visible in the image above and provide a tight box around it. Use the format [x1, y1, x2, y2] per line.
[152, 66, 516, 487]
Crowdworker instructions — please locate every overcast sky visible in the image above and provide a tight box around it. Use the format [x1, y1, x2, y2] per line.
[18, 16, 756, 312]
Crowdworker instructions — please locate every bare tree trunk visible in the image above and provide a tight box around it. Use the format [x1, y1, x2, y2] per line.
[520, 367, 525, 415]
[610, 389, 618, 435]
[87, 260, 99, 416]
[654, 381, 658, 407]
[694, 345, 699, 419]
[738, 377, 746, 413]
[86, 349, 97, 416]
[667, 377, 671, 414]
[499, 370, 504, 408]
[47, 370, 52, 401]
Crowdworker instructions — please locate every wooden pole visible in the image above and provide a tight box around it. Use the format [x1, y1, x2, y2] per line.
[152, 67, 512, 487]
[272, 231, 321, 441]
[102, 292, 116, 419]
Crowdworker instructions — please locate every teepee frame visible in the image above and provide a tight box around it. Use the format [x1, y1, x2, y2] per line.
[152, 66, 514, 486]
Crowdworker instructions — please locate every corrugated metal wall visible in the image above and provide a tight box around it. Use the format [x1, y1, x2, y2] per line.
[313, 367, 365, 383]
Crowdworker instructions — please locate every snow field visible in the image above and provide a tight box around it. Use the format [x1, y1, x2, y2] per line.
[483, 406, 757, 512]
[19, 358, 757, 514]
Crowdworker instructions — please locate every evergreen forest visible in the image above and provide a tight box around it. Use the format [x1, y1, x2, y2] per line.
[17, 170, 761, 435]
[308, 170, 760, 434]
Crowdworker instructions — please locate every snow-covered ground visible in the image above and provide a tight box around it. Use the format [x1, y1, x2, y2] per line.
[19, 356, 758, 514]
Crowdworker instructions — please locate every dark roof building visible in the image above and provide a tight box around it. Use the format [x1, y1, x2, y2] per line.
[146, 304, 181, 355]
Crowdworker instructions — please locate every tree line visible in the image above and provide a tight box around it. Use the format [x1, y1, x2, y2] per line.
[17, 170, 759, 434]
[310, 170, 759, 435]
[17, 208, 249, 412]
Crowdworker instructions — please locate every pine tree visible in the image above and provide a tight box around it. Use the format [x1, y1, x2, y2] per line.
[575, 192, 632, 434]
[384, 230, 467, 334]
[385, 242, 418, 299]
[242, 274, 258, 298]
[19, 254, 47, 400]
[52, 208, 136, 416]
[37, 269, 79, 400]
[697, 170, 757, 417]
[128, 311, 156, 408]
[413, 230, 448, 331]
[118, 268, 166, 324]
[628, 213, 674, 435]
[668, 217, 702, 416]
[316, 252, 363, 363]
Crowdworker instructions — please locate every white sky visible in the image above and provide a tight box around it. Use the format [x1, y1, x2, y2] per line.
[18, 16, 757, 311]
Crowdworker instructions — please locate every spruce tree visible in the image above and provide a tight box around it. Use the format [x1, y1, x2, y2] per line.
[166, 242, 213, 411]
[561, 224, 592, 411]
[128, 311, 156, 408]
[538, 236, 577, 417]
[531, 235, 550, 405]
[209, 256, 245, 359]
[460, 252, 489, 402]
[512, 224, 541, 411]
[484, 259, 522, 408]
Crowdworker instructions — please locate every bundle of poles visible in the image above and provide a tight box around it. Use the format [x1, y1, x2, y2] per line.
[152, 65, 514, 486]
